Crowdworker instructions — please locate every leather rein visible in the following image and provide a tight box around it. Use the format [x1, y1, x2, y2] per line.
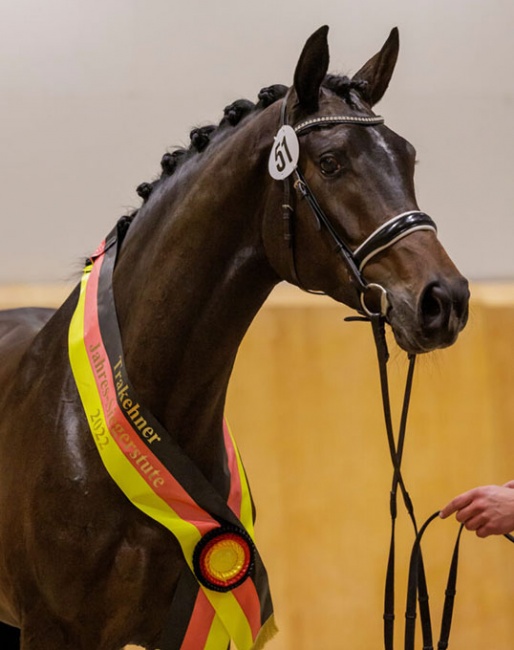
[372, 320, 514, 650]
[368, 315, 464, 650]
[272, 94, 477, 648]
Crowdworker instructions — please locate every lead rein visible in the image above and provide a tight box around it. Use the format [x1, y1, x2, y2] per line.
[351, 314, 465, 650]
[367, 315, 433, 650]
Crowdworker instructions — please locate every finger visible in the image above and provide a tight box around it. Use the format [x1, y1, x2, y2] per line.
[454, 502, 484, 524]
[476, 524, 494, 538]
[440, 503, 456, 519]
[462, 513, 488, 532]
[440, 492, 476, 519]
[440, 499, 462, 518]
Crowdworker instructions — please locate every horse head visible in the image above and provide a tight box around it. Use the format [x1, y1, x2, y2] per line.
[262, 26, 469, 354]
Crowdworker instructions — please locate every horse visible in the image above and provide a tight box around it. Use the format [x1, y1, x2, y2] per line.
[0, 25, 469, 650]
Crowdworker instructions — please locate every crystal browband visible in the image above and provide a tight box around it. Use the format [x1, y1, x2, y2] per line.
[294, 114, 384, 134]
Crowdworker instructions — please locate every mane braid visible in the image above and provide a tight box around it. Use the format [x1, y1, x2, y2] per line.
[324, 74, 370, 106]
[219, 99, 256, 128]
[136, 181, 155, 202]
[256, 84, 288, 109]
[161, 149, 187, 176]
[190, 125, 217, 153]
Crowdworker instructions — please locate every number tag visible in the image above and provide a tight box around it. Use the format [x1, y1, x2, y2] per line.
[268, 125, 299, 180]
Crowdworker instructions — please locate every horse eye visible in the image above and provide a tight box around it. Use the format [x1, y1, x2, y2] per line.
[319, 154, 341, 176]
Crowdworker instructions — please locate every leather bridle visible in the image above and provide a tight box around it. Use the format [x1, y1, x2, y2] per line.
[276, 92, 437, 317]
[271, 94, 513, 649]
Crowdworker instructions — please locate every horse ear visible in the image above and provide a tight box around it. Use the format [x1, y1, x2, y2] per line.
[352, 27, 399, 106]
[294, 25, 330, 114]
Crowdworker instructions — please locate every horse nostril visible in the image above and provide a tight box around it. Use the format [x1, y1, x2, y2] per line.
[419, 278, 470, 342]
[453, 278, 470, 323]
[420, 282, 450, 332]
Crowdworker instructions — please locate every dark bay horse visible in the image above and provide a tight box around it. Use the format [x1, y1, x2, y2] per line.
[0, 26, 469, 650]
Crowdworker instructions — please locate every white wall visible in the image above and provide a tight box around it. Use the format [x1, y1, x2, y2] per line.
[0, 0, 512, 283]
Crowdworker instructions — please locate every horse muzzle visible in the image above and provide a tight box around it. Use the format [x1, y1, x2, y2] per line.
[388, 276, 470, 354]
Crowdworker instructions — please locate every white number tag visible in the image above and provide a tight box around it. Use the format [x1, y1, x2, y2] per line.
[268, 125, 299, 180]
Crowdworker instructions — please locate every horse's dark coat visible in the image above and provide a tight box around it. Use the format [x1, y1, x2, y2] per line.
[0, 26, 469, 649]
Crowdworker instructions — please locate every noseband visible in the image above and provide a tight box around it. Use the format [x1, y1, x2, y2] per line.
[271, 94, 437, 317]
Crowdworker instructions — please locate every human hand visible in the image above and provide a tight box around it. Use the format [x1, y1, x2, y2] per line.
[439, 483, 514, 537]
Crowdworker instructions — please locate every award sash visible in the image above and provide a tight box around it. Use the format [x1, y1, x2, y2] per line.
[68, 222, 276, 649]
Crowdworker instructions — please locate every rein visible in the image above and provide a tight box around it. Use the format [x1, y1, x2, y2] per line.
[270, 96, 464, 641]
[356, 314, 514, 649]
[269, 94, 495, 648]
[362, 313, 463, 650]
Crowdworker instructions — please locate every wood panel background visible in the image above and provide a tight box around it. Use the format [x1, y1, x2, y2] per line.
[2, 282, 514, 649]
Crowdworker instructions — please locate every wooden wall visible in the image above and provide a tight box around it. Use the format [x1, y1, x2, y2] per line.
[227, 283, 514, 650]
[3, 282, 514, 649]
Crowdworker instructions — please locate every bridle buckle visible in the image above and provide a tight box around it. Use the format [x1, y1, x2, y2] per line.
[360, 282, 389, 317]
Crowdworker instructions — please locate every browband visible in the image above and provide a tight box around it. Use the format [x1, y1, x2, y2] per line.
[294, 114, 385, 134]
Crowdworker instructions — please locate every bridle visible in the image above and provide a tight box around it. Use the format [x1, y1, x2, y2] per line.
[274, 91, 437, 318]
[270, 93, 513, 649]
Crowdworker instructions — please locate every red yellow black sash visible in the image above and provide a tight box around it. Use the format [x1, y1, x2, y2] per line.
[68, 223, 276, 649]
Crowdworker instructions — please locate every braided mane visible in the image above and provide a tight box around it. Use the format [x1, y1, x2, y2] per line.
[132, 75, 368, 210]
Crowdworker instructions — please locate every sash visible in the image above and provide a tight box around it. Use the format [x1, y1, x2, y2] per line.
[68, 223, 276, 650]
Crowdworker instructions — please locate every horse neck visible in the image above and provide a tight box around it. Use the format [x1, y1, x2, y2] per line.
[111, 123, 280, 485]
